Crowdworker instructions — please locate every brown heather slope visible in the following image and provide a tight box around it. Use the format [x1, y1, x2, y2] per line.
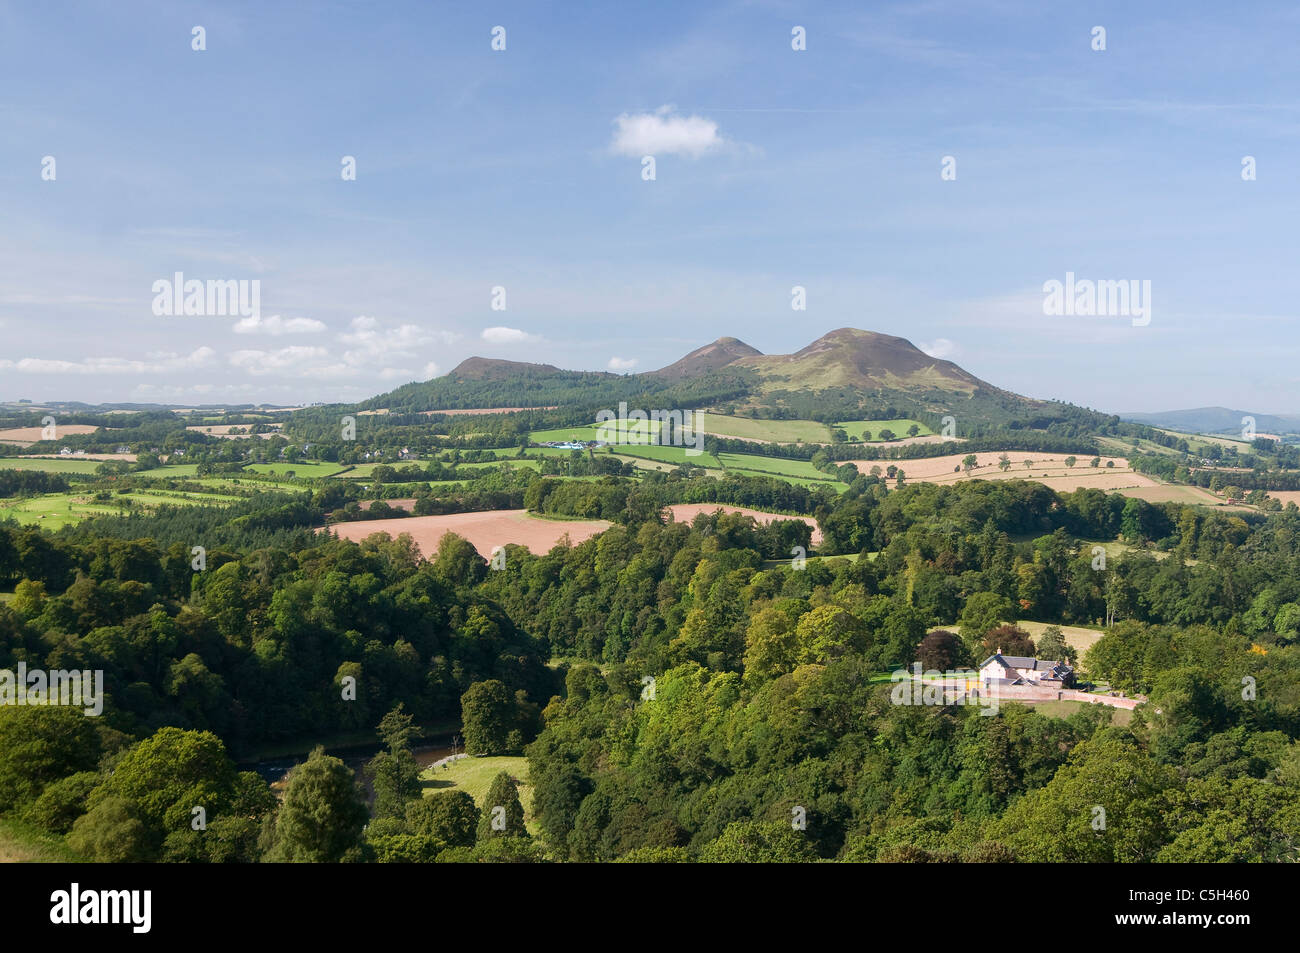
[733, 328, 995, 397]
[650, 336, 762, 379]
[446, 357, 564, 380]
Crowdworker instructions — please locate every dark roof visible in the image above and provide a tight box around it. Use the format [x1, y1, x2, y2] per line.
[980, 654, 1073, 676]
[982, 676, 1024, 687]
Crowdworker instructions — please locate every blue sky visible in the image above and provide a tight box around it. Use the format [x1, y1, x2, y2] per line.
[2, 0, 1298, 412]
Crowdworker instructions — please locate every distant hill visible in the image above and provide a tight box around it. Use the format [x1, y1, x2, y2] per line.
[1121, 406, 1300, 436]
[729, 328, 1026, 405]
[446, 357, 567, 381]
[650, 337, 762, 379]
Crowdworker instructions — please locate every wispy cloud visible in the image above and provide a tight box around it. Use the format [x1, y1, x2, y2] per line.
[918, 338, 957, 359]
[233, 314, 326, 335]
[0, 347, 216, 375]
[228, 346, 328, 375]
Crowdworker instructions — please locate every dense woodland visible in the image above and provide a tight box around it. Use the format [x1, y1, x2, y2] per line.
[2, 452, 1300, 862]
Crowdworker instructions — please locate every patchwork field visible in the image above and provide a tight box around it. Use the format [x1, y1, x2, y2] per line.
[664, 503, 823, 546]
[533, 413, 941, 448]
[328, 509, 612, 556]
[844, 451, 1154, 491]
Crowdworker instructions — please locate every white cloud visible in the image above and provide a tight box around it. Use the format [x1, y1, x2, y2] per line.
[918, 338, 957, 359]
[233, 314, 326, 335]
[481, 326, 540, 345]
[607, 356, 638, 371]
[221, 316, 456, 380]
[423, 361, 440, 379]
[339, 315, 454, 364]
[0, 347, 216, 375]
[228, 346, 328, 375]
[610, 106, 726, 158]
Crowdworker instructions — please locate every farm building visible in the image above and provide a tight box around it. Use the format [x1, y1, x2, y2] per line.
[979, 652, 1075, 689]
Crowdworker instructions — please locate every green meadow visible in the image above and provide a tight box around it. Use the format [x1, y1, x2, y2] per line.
[0, 488, 244, 530]
[697, 413, 831, 444]
[716, 452, 840, 480]
[0, 457, 106, 474]
[245, 461, 349, 478]
[836, 419, 932, 441]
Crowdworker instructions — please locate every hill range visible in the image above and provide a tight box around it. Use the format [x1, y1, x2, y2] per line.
[364, 328, 1062, 430]
[1120, 407, 1300, 437]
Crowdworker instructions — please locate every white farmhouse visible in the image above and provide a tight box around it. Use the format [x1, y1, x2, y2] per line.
[979, 651, 1074, 689]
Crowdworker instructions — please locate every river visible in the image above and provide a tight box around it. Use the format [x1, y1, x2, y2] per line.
[242, 734, 460, 792]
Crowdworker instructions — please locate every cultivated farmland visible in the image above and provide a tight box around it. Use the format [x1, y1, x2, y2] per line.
[328, 509, 612, 556]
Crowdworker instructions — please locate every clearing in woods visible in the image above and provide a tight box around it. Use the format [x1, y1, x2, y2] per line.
[421, 755, 537, 834]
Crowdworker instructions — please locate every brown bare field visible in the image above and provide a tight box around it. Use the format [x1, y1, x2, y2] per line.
[185, 424, 280, 439]
[328, 509, 611, 556]
[1115, 484, 1251, 508]
[421, 406, 558, 416]
[844, 451, 1154, 491]
[664, 503, 823, 546]
[1266, 490, 1300, 507]
[0, 425, 99, 446]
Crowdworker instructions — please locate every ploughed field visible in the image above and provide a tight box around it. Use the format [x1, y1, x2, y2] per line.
[328, 509, 612, 556]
